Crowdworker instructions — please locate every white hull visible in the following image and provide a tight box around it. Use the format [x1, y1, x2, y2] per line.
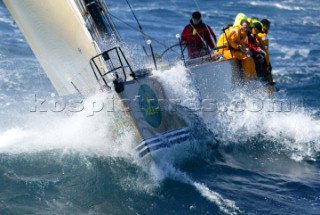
[189, 59, 241, 101]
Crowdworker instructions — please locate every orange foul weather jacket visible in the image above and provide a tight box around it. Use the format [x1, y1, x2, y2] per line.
[217, 25, 257, 80]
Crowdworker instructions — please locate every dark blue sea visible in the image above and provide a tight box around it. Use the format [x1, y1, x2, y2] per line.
[0, 0, 320, 214]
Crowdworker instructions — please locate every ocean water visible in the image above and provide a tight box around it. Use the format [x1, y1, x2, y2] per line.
[0, 0, 320, 214]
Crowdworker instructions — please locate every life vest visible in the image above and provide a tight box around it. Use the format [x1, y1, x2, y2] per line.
[257, 32, 270, 66]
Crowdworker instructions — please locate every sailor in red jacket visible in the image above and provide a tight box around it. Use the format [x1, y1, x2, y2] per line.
[181, 11, 217, 59]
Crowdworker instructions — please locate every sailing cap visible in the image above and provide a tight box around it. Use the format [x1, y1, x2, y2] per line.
[192, 11, 201, 20]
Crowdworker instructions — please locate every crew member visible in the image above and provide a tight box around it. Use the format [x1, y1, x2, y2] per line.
[233, 13, 247, 27]
[181, 11, 217, 59]
[246, 20, 266, 78]
[217, 19, 257, 80]
[258, 19, 274, 84]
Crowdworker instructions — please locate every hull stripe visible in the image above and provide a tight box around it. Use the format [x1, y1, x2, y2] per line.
[136, 128, 191, 158]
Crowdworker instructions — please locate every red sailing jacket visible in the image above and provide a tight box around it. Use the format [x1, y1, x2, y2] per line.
[181, 20, 217, 59]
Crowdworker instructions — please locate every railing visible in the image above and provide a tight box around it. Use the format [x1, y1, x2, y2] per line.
[158, 38, 227, 67]
[180, 45, 227, 66]
[90, 47, 135, 89]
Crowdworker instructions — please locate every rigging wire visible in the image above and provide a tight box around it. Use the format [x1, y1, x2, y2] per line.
[125, 0, 147, 42]
[192, 0, 217, 48]
[124, 0, 148, 55]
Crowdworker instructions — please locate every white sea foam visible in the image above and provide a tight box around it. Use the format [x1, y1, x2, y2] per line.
[274, 45, 310, 60]
[149, 162, 237, 213]
[249, 1, 305, 11]
[0, 17, 12, 25]
[206, 91, 320, 161]
[193, 182, 240, 215]
[153, 63, 199, 100]
[0, 8, 18, 28]
[0, 92, 138, 159]
[154, 64, 320, 162]
[150, 161, 241, 215]
[273, 3, 305, 11]
[301, 16, 320, 27]
[153, 63, 200, 109]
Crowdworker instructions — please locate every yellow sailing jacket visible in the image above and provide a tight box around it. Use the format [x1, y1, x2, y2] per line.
[217, 25, 247, 59]
[257, 32, 270, 65]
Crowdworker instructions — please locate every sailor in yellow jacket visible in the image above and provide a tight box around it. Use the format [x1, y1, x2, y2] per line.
[233, 13, 247, 27]
[217, 19, 257, 80]
[257, 19, 274, 84]
[259, 19, 271, 71]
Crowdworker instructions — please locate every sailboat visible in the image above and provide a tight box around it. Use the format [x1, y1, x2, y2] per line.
[4, 0, 242, 161]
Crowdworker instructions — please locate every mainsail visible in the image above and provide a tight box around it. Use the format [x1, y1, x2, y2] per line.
[4, 0, 104, 95]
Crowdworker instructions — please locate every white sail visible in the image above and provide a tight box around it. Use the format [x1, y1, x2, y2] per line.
[4, 0, 101, 96]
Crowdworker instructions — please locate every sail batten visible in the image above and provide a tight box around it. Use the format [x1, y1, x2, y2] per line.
[4, 0, 101, 96]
